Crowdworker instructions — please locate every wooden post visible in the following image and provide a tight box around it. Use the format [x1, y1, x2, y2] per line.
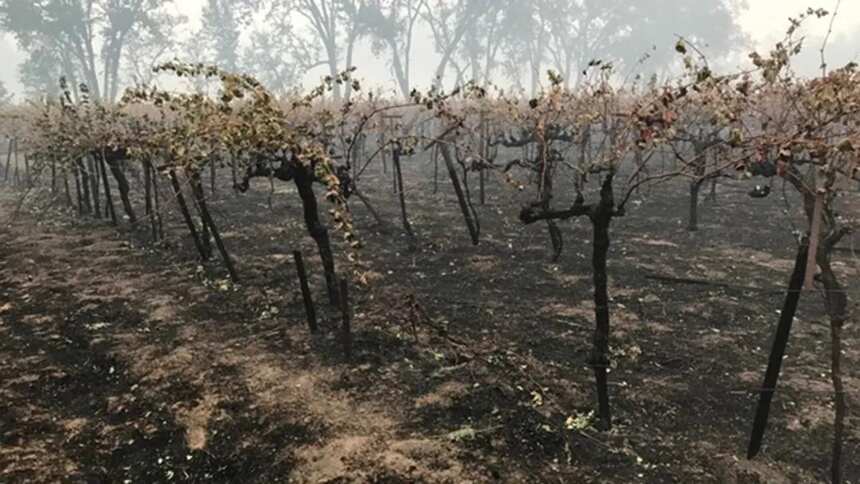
[24, 152, 30, 186]
[479, 110, 487, 205]
[804, 192, 824, 290]
[73, 162, 84, 215]
[230, 152, 238, 191]
[3, 138, 11, 182]
[438, 140, 480, 245]
[432, 143, 439, 194]
[392, 143, 416, 246]
[747, 239, 809, 458]
[339, 277, 352, 360]
[293, 250, 318, 334]
[381, 132, 388, 175]
[143, 159, 152, 216]
[13, 139, 20, 186]
[151, 162, 163, 241]
[383, 114, 404, 194]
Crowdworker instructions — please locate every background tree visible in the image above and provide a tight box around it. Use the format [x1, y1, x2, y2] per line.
[198, 0, 262, 71]
[242, 26, 315, 96]
[0, 79, 11, 104]
[122, 10, 186, 86]
[357, 0, 426, 98]
[422, 0, 494, 91]
[496, 0, 745, 92]
[456, 0, 510, 87]
[18, 42, 65, 100]
[0, 0, 181, 101]
[269, 0, 363, 100]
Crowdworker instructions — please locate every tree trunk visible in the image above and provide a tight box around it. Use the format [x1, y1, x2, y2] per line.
[688, 180, 703, 231]
[107, 159, 137, 225]
[230, 152, 238, 190]
[190, 172, 239, 282]
[63, 169, 73, 208]
[168, 170, 209, 262]
[74, 162, 86, 215]
[190, 173, 213, 260]
[589, 208, 613, 430]
[77, 159, 92, 214]
[88, 156, 101, 219]
[816, 245, 848, 484]
[294, 165, 339, 306]
[829, 313, 846, 484]
[98, 155, 118, 225]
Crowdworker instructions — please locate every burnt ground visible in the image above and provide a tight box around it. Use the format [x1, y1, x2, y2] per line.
[0, 156, 858, 483]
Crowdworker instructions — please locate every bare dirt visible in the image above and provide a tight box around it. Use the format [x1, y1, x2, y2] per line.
[1, 159, 858, 483]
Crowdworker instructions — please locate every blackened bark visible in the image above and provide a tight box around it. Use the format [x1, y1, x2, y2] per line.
[98, 155, 118, 225]
[3, 138, 11, 182]
[747, 239, 809, 458]
[817, 239, 848, 484]
[688, 180, 703, 231]
[392, 144, 416, 246]
[88, 156, 101, 219]
[63, 169, 73, 208]
[151, 162, 163, 241]
[339, 277, 352, 360]
[210, 160, 216, 195]
[190, 173, 213, 259]
[72, 163, 86, 217]
[294, 165, 339, 305]
[79, 160, 92, 214]
[143, 160, 152, 216]
[433, 144, 439, 194]
[230, 153, 238, 189]
[588, 176, 615, 430]
[438, 141, 480, 245]
[293, 250, 318, 334]
[169, 170, 209, 263]
[107, 159, 137, 225]
[190, 173, 239, 282]
[548, 221, 563, 261]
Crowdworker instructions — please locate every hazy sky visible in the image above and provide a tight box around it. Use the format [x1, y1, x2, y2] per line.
[1, 0, 858, 97]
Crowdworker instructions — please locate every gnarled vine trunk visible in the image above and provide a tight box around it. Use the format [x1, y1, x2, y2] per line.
[294, 165, 339, 306]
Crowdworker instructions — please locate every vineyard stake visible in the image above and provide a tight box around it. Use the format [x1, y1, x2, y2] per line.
[293, 250, 318, 334]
